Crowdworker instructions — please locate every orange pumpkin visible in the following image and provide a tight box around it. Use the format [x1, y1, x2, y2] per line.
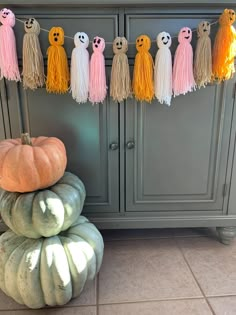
[0, 133, 67, 193]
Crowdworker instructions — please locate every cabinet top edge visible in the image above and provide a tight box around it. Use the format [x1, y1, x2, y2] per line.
[1, 0, 236, 7]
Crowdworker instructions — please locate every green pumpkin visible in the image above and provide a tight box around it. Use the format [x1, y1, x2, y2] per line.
[0, 216, 104, 309]
[0, 172, 86, 238]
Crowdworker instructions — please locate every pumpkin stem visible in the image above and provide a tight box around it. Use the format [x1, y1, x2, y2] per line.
[21, 133, 32, 146]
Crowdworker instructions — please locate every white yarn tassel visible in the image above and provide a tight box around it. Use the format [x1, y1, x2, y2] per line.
[154, 32, 172, 106]
[70, 32, 89, 103]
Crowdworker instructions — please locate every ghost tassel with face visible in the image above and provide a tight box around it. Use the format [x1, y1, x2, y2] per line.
[110, 36, 131, 102]
[194, 21, 212, 88]
[154, 32, 172, 106]
[212, 9, 236, 82]
[71, 32, 90, 103]
[132, 35, 154, 102]
[172, 27, 196, 96]
[89, 36, 107, 104]
[0, 8, 20, 81]
[22, 18, 45, 90]
[46, 27, 69, 94]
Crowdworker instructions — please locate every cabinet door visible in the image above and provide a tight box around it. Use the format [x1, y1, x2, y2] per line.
[17, 83, 119, 214]
[5, 7, 120, 214]
[125, 8, 234, 213]
[125, 81, 234, 212]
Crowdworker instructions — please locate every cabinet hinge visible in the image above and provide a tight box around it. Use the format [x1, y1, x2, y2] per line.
[223, 184, 228, 197]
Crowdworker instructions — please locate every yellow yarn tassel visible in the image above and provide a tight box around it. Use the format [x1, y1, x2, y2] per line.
[46, 27, 69, 94]
[212, 9, 236, 82]
[132, 35, 154, 103]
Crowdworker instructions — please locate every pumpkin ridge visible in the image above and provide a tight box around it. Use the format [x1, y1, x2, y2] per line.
[19, 145, 40, 191]
[32, 189, 64, 237]
[17, 239, 44, 308]
[37, 145, 66, 187]
[60, 235, 88, 297]
[32, 146, 52, 190]
[1, 146, 23, 191]
[5, 238, 32, 304]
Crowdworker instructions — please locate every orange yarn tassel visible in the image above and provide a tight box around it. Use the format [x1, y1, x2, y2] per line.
[132, 35, 154, 103]
[212, 9, 236, 82]
[46, 27, 69, 94]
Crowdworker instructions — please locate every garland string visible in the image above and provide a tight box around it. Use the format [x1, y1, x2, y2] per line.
[15, 17, 219, 44]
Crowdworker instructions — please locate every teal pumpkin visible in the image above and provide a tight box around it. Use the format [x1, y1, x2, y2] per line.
[0, 216, 104, 309]
[0, 172, 86, 238]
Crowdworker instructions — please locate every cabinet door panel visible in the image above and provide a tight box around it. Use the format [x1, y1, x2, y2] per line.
[125, 82, 233, 212]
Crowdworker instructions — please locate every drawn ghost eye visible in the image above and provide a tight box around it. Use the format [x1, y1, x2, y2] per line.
[161, 36, 165, 41]
[82, 35, 84, 39]
[167, 35, 170, 40]
[57, 33, 59, 36]
[188, 29, 190, 34]
[141, 38, 143, 41]
[30, 20, 34, 24]
[93, 38, 96, 43]
[53, 33, 57, 36]
[119, 41, 122, 45]
[207, 22, 210, 26]
[182, 30, 186, 32]
[137, 39, 139, 42]
[116, 42, 119, 45]
[79, 35, 81, 39]
[97, 39, 101, 44]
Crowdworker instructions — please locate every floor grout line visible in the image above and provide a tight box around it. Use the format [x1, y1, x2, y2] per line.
[175, 238, 216, 315]
[97, 296, 212, 306]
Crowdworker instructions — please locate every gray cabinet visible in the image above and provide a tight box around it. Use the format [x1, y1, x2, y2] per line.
[1, 1, 236, 239]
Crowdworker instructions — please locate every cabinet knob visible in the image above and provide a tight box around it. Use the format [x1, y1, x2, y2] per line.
[109, 142, 119, 150]
[126, 141, 135, 149]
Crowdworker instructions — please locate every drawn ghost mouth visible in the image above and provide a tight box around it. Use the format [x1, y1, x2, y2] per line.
[203, 29, 208, 32]
[80, 39, 84, 43]
[163, 40, 169, 45]
[230, 17, 233, 21]
[139, 44, 143, 47]
[117, 47, 122, 50]
[2, 16, 6, 19]
[54, 38, 58, 42]
[184, 36, 190, 39]
[95, 44, 98, 48]
[26, 25, 32, 29]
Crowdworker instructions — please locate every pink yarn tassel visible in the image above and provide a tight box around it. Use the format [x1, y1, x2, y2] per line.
[0, 8, 20, 81]
[89, 36, 107, 104]
[172, 27, 195, 96]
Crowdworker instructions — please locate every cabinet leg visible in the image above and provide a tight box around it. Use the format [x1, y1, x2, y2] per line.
[216, 227, 236, 245]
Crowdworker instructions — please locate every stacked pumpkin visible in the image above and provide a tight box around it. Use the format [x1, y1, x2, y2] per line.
[0, 133, 104, 309]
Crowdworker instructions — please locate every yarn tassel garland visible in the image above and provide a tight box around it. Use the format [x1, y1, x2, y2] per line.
[46, 27, 69, 94]
[154, 32, 172, 106]
[132, 35, 154, 103]
[0, 8, 20, 81]
[194, 21, 212, 88]
[89, 36, 107, 104]
[22, 18, 45, 90]
[212, 9, 236, 82]
[172, 27, 196, 96]
[70, 32, 90, 103]
[110, 36, 131, 102]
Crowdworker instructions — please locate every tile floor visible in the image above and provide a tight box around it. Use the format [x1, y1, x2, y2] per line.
[0, 227, 236, 314]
